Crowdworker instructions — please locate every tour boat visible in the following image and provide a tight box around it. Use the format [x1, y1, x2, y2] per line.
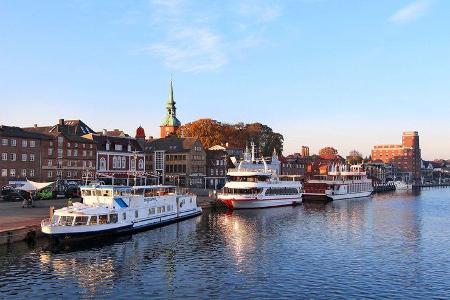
[217, 144, 302, 209]
[303, 164, 373, 202]
[41, 185, 202, 241]
[393, 181, 413, 190]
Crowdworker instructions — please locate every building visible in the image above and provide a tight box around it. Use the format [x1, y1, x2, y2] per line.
[0, 126, 52, 187]
[83, 128, 148, 186]
[24, 119, 97, 183]
[142, 136, 206, 188]
[280, 153, 307, 178]
[364, 161, 393, 184]
[160, 79, 181, 138]
[301, 146, 310, 157]
[205, 147, 228, 189]
[371, 131, 421, 183]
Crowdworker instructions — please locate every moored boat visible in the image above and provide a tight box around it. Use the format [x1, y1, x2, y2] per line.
[303, 164, 373, 202]
[41, 185, 202, 242]
[217, 143, 302, 209]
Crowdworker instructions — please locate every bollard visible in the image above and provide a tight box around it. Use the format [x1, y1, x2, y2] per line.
[49, 206, 55, 219]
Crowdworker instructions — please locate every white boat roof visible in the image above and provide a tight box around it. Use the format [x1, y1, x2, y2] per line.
[132, 185, 177, 189]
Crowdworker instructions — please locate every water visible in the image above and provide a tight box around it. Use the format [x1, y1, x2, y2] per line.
[1, 188, 450, 299]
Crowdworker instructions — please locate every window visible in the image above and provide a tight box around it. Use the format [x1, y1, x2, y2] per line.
[11, 139, 16, 146]
[57, 149, 63, 158]
[88, 161, 92, 168]
[21, 169, 27, 177]
[131, 159, 136, 170]
[30, 140, 36, 147]
[138, 159, 144, 169]
[149, 207, 156, 215]
[48, 160, 52, 167]
[135, 210, 138, 218]
[10, 169, 16, 176]
[89, 216, 98, 225]
[29, 169, 35, 177]
[22, 154, 27, 161]
[121, 156, 126, 169]
[57, 170, 62, 176]
[48, 171, 52, 178]
[59, 216, 74, 226]
[74, 149, 78, 157]
[1, 153, 7, 161]
[90, 144, 93, 149]
[67, 171, 72, 177]
[22, 140, 27, 147]
[109, 214, 118, 223]
[122, 212, 126, 220]
[127, 144, 131, 152]
[67, 149, 72, 156]
[10, 153, 16, 161]
[1, 139, 7, 146]
[99, 157, 106, 171]
[74, 143, 78, 148]
[83, 150, 87, 157]
[67, 142, 71, 148]
[48, 148, 53, 155]
[58, 160, 63, 168]
[106, 142, 110, 151]
[99, 215, 108, 224]
[83, 144, 86, 148]
[115, 144, 122, 151]
[1, 169, 7, 177]
[30, 154, 35, 162]
[83, 161, 87, 168]
[89, 150, 93, 157]
[57, 137, 63, 147]
[74, 216, 88, 226]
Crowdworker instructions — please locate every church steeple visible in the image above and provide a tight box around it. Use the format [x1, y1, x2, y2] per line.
[160, 78, 181, 138]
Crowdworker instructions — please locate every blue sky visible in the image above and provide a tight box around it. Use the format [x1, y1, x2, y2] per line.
[1, 0, 449, 159]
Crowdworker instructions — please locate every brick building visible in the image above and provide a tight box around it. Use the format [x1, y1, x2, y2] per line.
[24, 119, 97, 183]
[142, 136, 206, 188]
[205, 148, 228, 189]
[371, 131, 421, 183]
[280, 153, 307, 178]
[83, 127, 147, 185]
[0, 126, 52, 187]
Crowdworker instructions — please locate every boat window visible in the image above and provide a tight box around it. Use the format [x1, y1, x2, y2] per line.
[149, 207, 156, 215]
[109, 214, 118, 223]
[51, 215, 59, 225]
[168, 187, 176, 194]
[134, 188, 144, 196]
[82, 190, 91, 196]
[74, 216, 89, 226]
[95, 189, 102, 196]
[59, 216, 74, 226]
[157, 207, 162, 213]
[89, 216, 98, 225]
[161, 206, 166, 213]
[166, 205, 171, 211]
[102, 190, 112, 197]
[122, 212, 126, 220]
[144, 189, 157, 197]
[135, 210, 138, 218]
[99, 215, 108, 224]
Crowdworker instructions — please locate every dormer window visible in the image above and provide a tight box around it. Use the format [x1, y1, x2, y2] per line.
[106, 142, 110, 151]
[128, 144, 131, 152]
[115, 144, 122, 151]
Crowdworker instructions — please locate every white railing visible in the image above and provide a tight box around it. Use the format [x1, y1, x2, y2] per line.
[228, 168, 272, 173]
[41, 218, 51, 227]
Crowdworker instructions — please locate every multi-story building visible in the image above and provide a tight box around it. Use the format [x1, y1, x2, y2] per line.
[142, 136, 206, 188]
[24, 119, 97, 183]
[364, 161, 393, 184]
[83, 128, 147, 185]
[0, 126, 52, 187]
[205, 148, 228, 189]
[371, 131, 421, 183]
[280, 153, 307, 178]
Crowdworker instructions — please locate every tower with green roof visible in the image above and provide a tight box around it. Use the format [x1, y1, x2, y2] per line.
[160, 78, 181, 138]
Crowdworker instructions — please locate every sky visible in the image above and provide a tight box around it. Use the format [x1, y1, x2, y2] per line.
[0, 0, 449, 160]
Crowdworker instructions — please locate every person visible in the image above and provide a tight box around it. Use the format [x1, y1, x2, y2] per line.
[68, 198, 72, 206]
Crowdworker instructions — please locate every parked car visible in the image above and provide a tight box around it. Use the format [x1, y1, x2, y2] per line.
[0, 186, 31, 202]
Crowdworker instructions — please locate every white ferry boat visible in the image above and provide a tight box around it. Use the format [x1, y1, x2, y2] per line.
[41, 185, 202, 241]
[393, 180, 413, 190]
[303, 164, 373, 201]
[217, 144, 302, 209]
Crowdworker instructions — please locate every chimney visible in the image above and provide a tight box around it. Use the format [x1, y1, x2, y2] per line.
[103, 129, 107, 135]
[58, 119, 64, 126]
[34, 124, 37, 128]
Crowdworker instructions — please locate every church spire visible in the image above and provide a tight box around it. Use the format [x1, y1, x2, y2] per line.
[160, 77, 181, 138]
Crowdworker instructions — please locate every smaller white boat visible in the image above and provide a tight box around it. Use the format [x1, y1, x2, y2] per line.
[41, 185, 202, 242]
[393, 181, 413, 190]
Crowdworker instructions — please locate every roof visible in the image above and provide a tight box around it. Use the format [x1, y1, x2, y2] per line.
[84, 133, 143, 152]
[143, 136, 201, 153]
[0, 125, 53, 140]
[24, 119, 95, 143]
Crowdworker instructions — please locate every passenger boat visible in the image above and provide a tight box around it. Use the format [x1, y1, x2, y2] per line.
[41, 185, 202, 241]
[217, 144, 302, 209]
[393, 180, 413, 190]
[303, 164, 373, 202]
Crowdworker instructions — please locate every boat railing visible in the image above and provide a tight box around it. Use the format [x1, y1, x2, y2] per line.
[227, 168, 272, 173]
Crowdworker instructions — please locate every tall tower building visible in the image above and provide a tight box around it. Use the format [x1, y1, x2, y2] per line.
[160, 79, 181, 138]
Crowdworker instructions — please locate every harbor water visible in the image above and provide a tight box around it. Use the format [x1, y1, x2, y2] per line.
[1, 188, 449, 299]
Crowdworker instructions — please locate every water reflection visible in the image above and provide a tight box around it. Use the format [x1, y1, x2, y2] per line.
[0, 189, 449, 299]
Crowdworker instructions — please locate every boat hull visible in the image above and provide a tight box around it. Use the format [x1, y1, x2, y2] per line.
[219, 197, 302, 209]
[42, 209, 202, 243]
[303, 191, 372, 202]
